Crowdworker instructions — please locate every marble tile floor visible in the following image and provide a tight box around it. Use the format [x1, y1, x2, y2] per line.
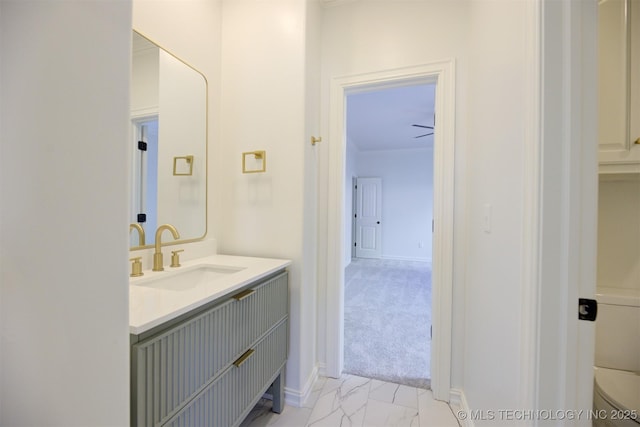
[240, 374, 460, 427]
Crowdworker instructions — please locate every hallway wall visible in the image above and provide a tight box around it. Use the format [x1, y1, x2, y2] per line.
[0, 2, 131, 424]
[463, 0, 529, 415]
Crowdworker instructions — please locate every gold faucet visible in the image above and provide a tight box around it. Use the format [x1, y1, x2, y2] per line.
[129, 223, 146, 246]
[153, 224, 180, 271]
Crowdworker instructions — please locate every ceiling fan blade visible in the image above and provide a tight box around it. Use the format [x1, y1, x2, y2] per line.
[414, 133, 434, 138]
[412, 124, 434, 129]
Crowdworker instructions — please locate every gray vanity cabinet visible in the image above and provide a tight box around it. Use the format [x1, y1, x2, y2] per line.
[130, 271, 289, 427]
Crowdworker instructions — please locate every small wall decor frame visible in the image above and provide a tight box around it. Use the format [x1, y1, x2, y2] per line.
[242, 150, 266, 173]
[173, 155, 194, 176]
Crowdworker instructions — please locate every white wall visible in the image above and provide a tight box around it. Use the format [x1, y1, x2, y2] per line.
[598, 177, 640, 290]
[0, 1, 131, 424]
[355, 148, 433, 262]
[131, 46, 159, 112]
[219, 0, 320, 402]
[319, 0, 470, 390]
[462, 0, 528, 416]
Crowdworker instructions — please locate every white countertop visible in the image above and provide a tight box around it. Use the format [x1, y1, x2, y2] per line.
[129, 254, 291, 335]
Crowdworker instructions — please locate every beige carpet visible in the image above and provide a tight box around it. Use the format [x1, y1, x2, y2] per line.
[343, 258, 431, 389]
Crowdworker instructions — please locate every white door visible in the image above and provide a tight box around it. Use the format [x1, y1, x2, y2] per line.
[355, 177, 382, 259]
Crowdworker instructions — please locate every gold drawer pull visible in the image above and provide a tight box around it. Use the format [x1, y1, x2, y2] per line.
[635, 137, 640, 145]
[232, 289, 255, 301]
[233, 349, 255, 368]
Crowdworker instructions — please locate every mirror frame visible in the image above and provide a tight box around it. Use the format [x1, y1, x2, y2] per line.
[130, 30, 209, 250]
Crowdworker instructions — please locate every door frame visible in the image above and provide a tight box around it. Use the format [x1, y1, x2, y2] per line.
[325, 60, 456, 401]
[534, 0, 598, 418]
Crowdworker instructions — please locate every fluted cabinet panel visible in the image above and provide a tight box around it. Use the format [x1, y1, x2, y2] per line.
[163, 319, 288, 427]
[131, 271, 289, 427]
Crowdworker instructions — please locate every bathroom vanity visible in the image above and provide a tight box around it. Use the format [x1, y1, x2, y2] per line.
[129, 255, 290, 427]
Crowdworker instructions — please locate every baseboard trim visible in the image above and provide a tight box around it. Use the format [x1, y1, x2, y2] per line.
[317, 362, 328, 378]
[450, 388, 474, 427]
[381, 255, 432, 263]
[284, 365, 319, 407]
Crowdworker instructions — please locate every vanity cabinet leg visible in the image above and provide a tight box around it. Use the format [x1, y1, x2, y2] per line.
[272, 369, 285, 414]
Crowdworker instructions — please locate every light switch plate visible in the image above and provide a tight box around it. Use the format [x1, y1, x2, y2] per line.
[483, 203, 492, 233]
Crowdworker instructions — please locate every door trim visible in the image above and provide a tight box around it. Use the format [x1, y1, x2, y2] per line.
[326, 60, 456, 401]
[535, 0, 598, 418]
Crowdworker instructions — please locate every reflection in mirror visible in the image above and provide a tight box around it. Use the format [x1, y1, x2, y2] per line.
[130, 31, 207, 248]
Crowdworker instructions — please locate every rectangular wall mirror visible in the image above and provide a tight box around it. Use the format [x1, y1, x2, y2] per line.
[130, 31, 208, 248]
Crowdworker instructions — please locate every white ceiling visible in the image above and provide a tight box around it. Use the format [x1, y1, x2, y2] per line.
[346, 83, 436, 151]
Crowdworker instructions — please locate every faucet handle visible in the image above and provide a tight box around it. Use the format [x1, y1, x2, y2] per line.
[129, 257, 143, 277]
[170, 250, 184, 268]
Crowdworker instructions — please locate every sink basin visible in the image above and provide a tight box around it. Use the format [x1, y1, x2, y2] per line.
[132, 264, 246, 292]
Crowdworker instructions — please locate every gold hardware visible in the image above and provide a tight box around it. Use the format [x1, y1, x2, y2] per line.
[173, 155, 194, 176]
[311, 136, 322, 145]
[129, 257, 143, 277]
[232, 289, 255, 301]
[170, 249, 184, 268]
[242, 151, 266, 173]
[129, 223, 146, 246]
[152, 224, 180, 271]
[635, 137, 640, 145]
[233, 349, 255, 368]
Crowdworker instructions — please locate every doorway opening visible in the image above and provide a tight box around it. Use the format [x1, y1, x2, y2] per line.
[325, 60, 455, 401]
[343, 84, 435, 389]
[130, 116, 159, 247]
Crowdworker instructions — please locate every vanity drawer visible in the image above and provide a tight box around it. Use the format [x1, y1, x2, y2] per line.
[162, 318, 288, 427]
[131, 271, 288, 426]
[228, 271, 289, 357]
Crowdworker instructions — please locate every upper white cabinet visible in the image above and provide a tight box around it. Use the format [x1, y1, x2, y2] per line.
[599, 0, 640, 173]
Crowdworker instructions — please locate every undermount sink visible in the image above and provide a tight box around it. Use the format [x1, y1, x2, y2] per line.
[132, 264, 246, 292]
